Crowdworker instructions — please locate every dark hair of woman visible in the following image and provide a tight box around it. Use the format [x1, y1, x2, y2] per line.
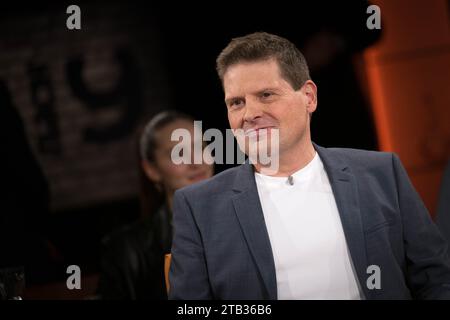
[138, 110, 194, 218]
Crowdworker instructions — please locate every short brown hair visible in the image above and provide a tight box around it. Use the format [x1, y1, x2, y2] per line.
[216, 32, 310, 90]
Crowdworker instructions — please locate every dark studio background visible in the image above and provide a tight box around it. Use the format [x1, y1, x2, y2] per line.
[0, 0, 448, 299]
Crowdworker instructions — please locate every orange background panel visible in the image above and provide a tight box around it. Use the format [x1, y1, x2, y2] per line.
[364, 0, 450, 216]
[366, 0, 450, 55]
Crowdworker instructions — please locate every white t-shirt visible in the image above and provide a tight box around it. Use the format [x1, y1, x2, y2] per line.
[254, 152, 362, 300]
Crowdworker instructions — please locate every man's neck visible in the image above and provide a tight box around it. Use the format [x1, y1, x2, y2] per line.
[254, 140, 316, 177]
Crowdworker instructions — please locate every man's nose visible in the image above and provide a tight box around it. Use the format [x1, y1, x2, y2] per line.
[243, 99, 263, 123]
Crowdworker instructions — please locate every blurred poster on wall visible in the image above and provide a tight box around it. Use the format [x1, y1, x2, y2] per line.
[0, 2, 171, 212]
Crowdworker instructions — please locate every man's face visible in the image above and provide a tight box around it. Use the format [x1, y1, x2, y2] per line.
[223, 58, 317, 159]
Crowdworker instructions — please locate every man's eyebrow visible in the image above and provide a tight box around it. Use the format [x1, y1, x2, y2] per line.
[254, 87, 279, 95]
[225, 96, 244, 105]
[224, 87, 280, 104]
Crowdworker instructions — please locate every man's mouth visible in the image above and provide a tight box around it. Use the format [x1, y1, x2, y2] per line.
[244, 126, 276, 137]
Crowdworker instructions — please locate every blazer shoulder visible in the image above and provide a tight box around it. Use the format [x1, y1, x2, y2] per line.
[325, 147, 396, 172]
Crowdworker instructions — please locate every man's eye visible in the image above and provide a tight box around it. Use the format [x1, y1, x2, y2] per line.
[262, 92, 273, 98]
[230, 99, 243, 107]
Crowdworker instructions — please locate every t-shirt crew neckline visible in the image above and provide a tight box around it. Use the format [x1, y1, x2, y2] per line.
[254, 151, 319, 186]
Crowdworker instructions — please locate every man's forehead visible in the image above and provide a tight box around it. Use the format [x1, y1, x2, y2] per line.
[223, 60, 284, 95]
[225, 59, 280, 79]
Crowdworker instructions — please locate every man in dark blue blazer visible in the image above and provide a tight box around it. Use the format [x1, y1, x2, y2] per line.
[169, 32, 450, 299]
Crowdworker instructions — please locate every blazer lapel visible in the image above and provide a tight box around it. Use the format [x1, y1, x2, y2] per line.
[231, 163, 278, 300]
[314, 143, 371, 299]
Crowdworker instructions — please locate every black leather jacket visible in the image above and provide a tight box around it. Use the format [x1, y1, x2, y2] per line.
[96, 206, 172, 300]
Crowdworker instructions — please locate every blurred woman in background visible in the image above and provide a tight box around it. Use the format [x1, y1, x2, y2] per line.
[96, 111, 214, 299]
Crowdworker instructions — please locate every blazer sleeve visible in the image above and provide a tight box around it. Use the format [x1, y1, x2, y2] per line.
[393, 153, 450, 299]
[168, 189, 213, 299]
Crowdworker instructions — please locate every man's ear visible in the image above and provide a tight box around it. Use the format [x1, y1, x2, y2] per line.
[302, 80, 318, 114]
[141, 160, 161, 183]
